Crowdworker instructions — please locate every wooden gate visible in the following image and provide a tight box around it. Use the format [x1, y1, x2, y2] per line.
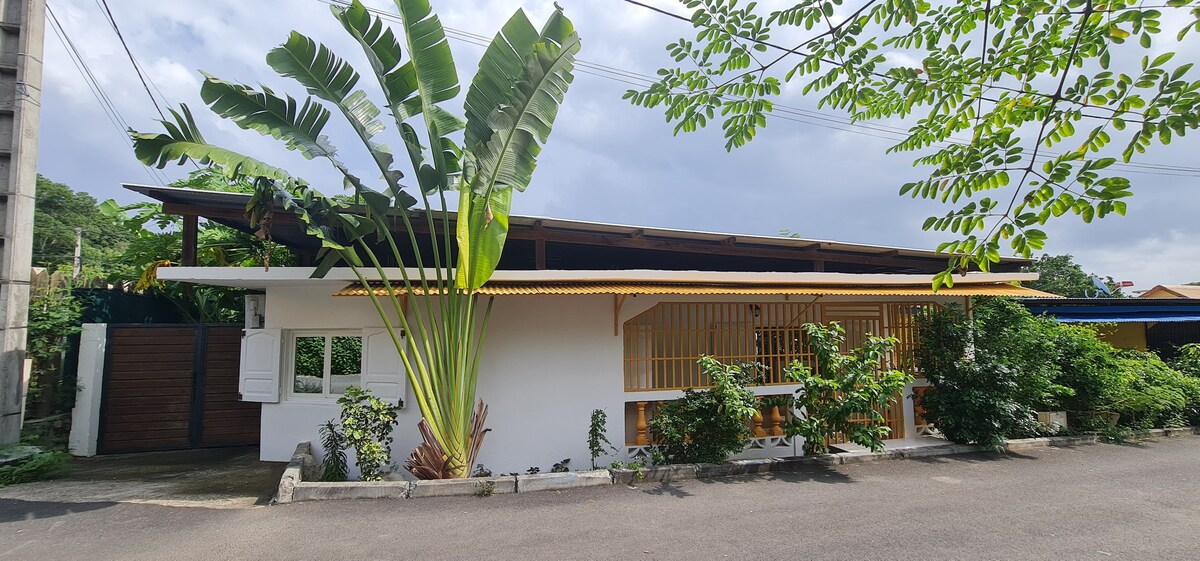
[97, 324, 260, 454]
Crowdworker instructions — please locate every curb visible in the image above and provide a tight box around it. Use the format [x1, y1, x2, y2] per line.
[276, 428, 1199, 503]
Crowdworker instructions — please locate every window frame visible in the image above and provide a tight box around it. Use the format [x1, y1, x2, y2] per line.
[285, 329, 364, 401]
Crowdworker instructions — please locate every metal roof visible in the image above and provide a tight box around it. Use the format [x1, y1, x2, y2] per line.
[1021, 298, 1200, 323]
[335, 281, 1058, 298]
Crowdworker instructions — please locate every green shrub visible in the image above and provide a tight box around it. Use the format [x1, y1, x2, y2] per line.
[1050, 323, 1125, 415]
[337, 387, 399, 481]
[648, 357, 759, 464]
[0, 451, 72, 486]
[783, 322, 913, 454]
[917, 298, 1200, 442]
[1110, 351, 1197, 429]
[915, 301, 1060, 448]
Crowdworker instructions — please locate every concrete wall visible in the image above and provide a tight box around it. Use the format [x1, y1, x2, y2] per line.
[69, 324, 107, 457]
[259, 287, 964, 475]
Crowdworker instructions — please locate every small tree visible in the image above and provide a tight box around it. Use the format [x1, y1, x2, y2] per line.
[648, 357, 759, 464]
[784, 322, 912, 455]
[587, 408, 616, 469]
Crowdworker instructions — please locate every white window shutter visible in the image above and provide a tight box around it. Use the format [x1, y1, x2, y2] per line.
[239, 328, 281, 403]
[362, 327, 405, 407]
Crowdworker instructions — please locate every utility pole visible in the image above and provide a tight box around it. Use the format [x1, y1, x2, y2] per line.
[0, 0, 46, 446]
[72, 227, 81, 279]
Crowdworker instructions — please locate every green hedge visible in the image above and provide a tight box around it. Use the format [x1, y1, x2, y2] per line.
[916, 298, 1200, 446]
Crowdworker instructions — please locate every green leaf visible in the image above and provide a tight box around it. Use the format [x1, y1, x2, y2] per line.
[268, 30, 398, 188]
[131, 105, 298, 182]
[457, 8, 581, 290]
[463, 10, 540, 156]
[199, 73, 337, 161]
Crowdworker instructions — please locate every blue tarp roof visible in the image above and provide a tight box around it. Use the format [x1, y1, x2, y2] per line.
[1020, 299, 1200, 323]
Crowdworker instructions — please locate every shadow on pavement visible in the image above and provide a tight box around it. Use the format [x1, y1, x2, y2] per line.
[698, 464, 855, 488]
[907, 450, 1039, 464]
[0, 498, 117, 523]
[640, 482, 693, 498]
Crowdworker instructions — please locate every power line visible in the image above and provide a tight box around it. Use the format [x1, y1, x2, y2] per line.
[312, 0, 1200, 178]
[94, 0, 168, 121]
[45, 2, 170, 186]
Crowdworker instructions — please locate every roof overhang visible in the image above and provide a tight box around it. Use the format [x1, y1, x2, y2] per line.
[156, 266, 1049, 297]
[123, 183, 1032, 272]
[334, 280, 1056, 298]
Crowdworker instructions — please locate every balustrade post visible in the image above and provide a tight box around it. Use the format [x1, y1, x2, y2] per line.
[752, 407, 766, 438]
[635, 401, 650, 445]
[769, 406, 785, 437]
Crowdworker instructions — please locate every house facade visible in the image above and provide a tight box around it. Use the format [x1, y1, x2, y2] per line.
[69, 184, 1053, 474]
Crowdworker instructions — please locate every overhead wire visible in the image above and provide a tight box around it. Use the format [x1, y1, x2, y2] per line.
[314, 0, 1200, 178]
[45, 2, 170, 186]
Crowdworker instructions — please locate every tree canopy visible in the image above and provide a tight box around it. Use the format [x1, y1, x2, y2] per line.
[1022, 254, 1124, 297]
[32, 175, 132, 274]
[625, 0, 1200, 286]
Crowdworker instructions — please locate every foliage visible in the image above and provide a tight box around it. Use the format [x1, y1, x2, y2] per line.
[337, 387, 399, 481]
[1109, 350, 1197, 428]
[917, 298, 1200, 446]
[32, 175, 132, 272]
[130, 0, 582, 479]
[1048, 323, 1125, 413]
[1172, 343, 1200, 377]
[98, 167, 294, 324]
[471, 464, 492, 477]
[648, 356, 759, 464]
[587, 408, 617, 469]
[627, 0, 1200, 283]
[318, 420, 348, 482]
[609, 459, 647, 481]
[551, 458, 571, 473]
[1023, 255, 1125, 297]
[25, 283, 83, 418]
[916, 301, 1060, 448]
[1098, 425, 1134, 444]
[783, 322, 913, 454]
[0, 451, 72, 486]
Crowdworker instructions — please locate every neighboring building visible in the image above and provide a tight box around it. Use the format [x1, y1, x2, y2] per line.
[1021, 297, 1200, 356]
[1140, 284, 1200, 299]
[73, 184, 1053, 475]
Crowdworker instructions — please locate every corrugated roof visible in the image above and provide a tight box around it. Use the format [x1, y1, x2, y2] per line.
[333, 281, 1059, 298]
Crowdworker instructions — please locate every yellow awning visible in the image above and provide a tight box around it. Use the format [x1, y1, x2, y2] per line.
[333, 281, 1060, 298]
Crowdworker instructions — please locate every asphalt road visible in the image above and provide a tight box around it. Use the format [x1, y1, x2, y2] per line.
[3, 437, 1199, 561]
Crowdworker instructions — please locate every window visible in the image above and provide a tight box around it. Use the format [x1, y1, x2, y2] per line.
[289, 332, 363, 397]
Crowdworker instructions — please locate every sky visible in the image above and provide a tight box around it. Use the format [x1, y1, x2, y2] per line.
[36, 0, 1200, 290]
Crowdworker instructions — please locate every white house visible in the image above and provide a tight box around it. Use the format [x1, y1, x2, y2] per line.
[70, 185, 1055, 475]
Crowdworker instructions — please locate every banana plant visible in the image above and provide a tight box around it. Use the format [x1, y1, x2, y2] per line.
[130, 0, 581, 478]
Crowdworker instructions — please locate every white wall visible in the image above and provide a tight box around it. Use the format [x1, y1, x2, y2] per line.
[259, 288, 965, 475]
